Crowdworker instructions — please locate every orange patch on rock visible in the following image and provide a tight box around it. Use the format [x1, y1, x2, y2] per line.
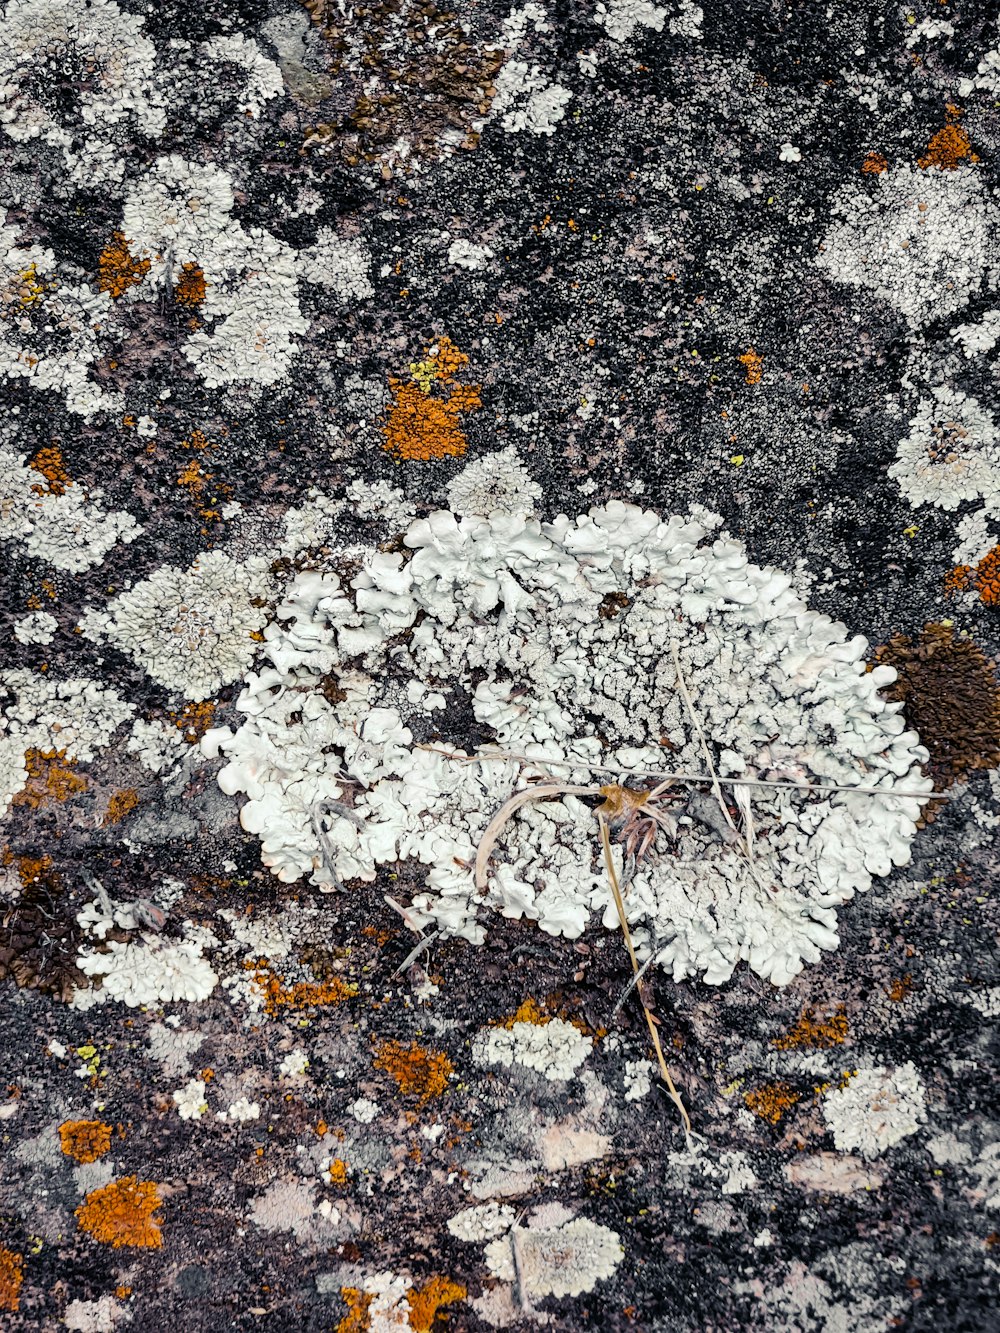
[28, 445, 72, 495]
[252, 965, 357, 1015]
[0, 1247, 23, 1313]
[59, 1119, 113, 1163]
[104, 789, 139, 825]
[738, 347, 763, 385]
[175, 263, 207, 308]
[743, 1081, 801, 1124]
[773, 1005, 849, 1050]
[12, 749, 88, 808]
[97, 232, 150, 298]
[381, 336, 481, 462]
[861, 151, 888, 174]
[373, 1039, 454, 1106]
[972, 544, 1000, 605]
[918, 124, 979, 171]
[407, 1276, 466, 1332]
[76, 1177, 163, 1249]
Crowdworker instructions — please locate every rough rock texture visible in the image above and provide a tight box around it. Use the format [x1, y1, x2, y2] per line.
[0, 2, 998, 1330]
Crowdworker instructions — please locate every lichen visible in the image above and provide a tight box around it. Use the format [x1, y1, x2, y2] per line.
[59, 1119, 113, 1163]
[772, 1006, 849, 1050]
[381, 338, 481, 462]
[744, 1082, 801, 1124]
[0, 1246, 22, 1313]
[876, 624, 1000, 789]
[75, 1177, 163, 1248]
[97, 231, 150, 299]
[373, 1039, 453, 1106]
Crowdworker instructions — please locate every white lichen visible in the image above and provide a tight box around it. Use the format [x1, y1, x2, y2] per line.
[889, 385, 1000, 512]
[173, 1077, 208, 1120]
[474, 1017, 593, 1082]
[821, 1062, 927, 1159]
[484, 1216, 624, 1298]
[80, 550, 273, 701]
[447, 1200, 518, 1241]
[446, 446, 542, 519]
[816, 165, 1000, 329]
[207, 501, 930, 987]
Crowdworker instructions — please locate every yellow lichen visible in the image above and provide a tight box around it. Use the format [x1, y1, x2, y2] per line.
[406, 1277, 466, 1332]
[97, 232, 150, 299]
[59, 1119, 113, 1163]
[327, 1158, 350, 1186]
[168, 701, 217, 743]
[104, 789, 139, 825]
[0, 1247, 22, 1313]
[743, 1081, 800, 1125]
[772, 1005, 849, 1050]
[76, 1177, 163, 1249]
[738, 347, 763, 385]
[373, 1040, 454, 1106]
[337, 1287, 373, 1333]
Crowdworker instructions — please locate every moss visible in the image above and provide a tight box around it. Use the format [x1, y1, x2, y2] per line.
[59, 1119, 113, 1163]
[373, 1039, 454, 1106]
[76, 1177, 163, 1249]
[875, 623, 1000, 789]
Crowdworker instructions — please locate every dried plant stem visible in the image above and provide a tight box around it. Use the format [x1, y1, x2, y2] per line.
[599, 814, 692, 1142]
[669, 640, 739, 838]
[416, 743, 936, 801]
[474, 781, 595, 891]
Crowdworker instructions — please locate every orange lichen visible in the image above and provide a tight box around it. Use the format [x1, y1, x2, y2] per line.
[337, 1287, 373, 1333]
[252, 966, 358, 1015]
[0, 1247, 22, 1313]
[327, 1158, 350, 1185]
[738, 347, 763, 385]
[918, 124, 979, 171]
[888, 975, 913, 1003]
[373, 1040, 454, 1106]
[76, 1177, 163, 1249]
[168, 701, 217, 743]
[862, 151, 888, 174]
[174, 263, 207, 308]
[59, 1119, 113, 1163]
[406, 1277, 466, 1332]
[945, 564, 971, 595]
[104, 789, 139, 825]
[499, 996, 551, 1028]
[381, 337, 481, 462]
[971, 545, 1000, 605]
[97, 232, 150, 298]
[772, 1006, 849, 1050]
[12, 749, 88, 808]
[28, 446, 72, 496]
[743, 1082, 801, 1124]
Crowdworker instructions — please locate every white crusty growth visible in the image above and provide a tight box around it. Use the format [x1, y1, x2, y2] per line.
[206, 501, 931, 987]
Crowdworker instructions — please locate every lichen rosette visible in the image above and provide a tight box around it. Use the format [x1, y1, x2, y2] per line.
[207, 502, 931, 987]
